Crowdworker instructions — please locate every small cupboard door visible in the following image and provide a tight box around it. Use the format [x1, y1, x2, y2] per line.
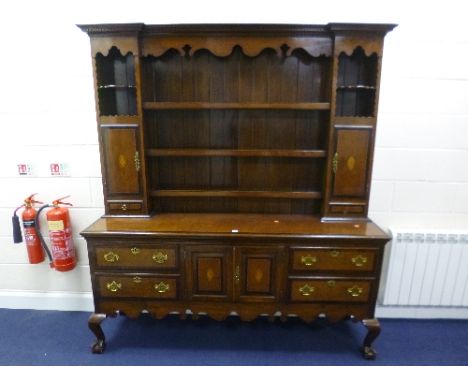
[235, 247, 282, 303]
[185, 245, 233, 301]
[101, 125, 141, 197]
[332, 128, 372, 198]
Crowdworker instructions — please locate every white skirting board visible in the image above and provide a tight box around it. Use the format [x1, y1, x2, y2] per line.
[0, 291, 94, 312]
[1, 291, 468, 319]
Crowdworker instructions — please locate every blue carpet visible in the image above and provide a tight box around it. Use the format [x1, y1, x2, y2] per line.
[0, 308, 466, 365]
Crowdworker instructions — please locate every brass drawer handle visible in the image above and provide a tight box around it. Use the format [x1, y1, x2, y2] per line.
[330, 250, 340, 258]
[154, 281, 170, 293]
[152, 251, 168, 264]
[299, 284, 315, 296]
[301, 254, 317, 266]
[351, 255, 368, 267]
[130, 247, 140, 255]
[103, 251, 119, 263]
[106, 281, 122, 293]
[347, 285, 364, 297]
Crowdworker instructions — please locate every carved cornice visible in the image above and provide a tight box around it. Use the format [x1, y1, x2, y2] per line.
[327, 23, 397, 35]
[77, 23, 397, 58]
[77, 23, 144, 35]
[78, 22, 397, 37]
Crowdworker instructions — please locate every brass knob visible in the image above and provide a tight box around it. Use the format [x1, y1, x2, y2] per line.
[299, 284, 315, 296]
[106, 281, 122, 292]
[154, 281, 170, 293]
[347, 285, 364, 297]
[351, 255, 368, 267]
[301, 254, 317, 266]
[130, 247, 140, 255]
[152, 251, 168, 264]
[103, 251, 119, 263]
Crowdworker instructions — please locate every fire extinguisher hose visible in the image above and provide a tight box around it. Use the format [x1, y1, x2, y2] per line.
[12, 206, 23, 243]
[35, 204, 53, 264]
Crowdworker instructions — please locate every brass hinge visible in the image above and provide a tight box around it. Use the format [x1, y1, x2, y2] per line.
[134, 151, 141, 172]
[332, 152, 339, 174]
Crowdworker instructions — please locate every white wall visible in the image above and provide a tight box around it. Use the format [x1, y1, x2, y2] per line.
[0, 0, 467, 315]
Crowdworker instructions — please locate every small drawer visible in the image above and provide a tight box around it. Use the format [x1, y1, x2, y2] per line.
[291, 247, 376, 272]
[95, 246, 177, 269]
[289, 278, 371, 303]
[98, 275, 178, 299]
[108, 202, 142, 214]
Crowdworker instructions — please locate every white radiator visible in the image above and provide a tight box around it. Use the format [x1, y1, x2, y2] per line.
[382, 229, 468, 307]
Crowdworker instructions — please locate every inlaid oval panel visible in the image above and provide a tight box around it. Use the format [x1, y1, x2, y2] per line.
[118, 154, 127, 169]
[347, 156, 356, 171]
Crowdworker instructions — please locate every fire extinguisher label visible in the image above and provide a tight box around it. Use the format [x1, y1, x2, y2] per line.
[25, 232, 38, 245]
[48, 220, 64, 231]
[49, 227, 74, 260]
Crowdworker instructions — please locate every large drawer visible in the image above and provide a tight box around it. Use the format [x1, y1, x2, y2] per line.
[290, 247, 377, 273]
[289, 277, 372, 303]
[97, 274, 178, 299]
[95, 245, 178, 270]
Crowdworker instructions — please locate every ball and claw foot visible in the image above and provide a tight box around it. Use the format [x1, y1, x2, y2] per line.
[362, 345, 377, 360]
[88, 313, 107, 354]
[91, 339, 106, 354]
[361, 318, 380, 360]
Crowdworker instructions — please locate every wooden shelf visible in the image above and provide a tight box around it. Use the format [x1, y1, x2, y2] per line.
[98, 85, 137, 89]
[151, 190, 322, 199]
[143, 102, 330, 110]
[147, 149, 327, 158]
[337, 85, 376, 90]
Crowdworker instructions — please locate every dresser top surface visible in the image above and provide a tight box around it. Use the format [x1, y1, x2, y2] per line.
[81, 213, 389, 240]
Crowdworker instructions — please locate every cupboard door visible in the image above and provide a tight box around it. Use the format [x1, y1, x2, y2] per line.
[185, 245, 233, 301]
[101, 126, 141, 197]
[236, 247, 281, 302]
[332, 129, 371, 198]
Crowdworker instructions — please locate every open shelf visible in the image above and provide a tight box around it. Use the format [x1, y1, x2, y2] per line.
[336, 88, 375, 117]
[150, 189, 322, 199]
[147, 149, 327, 158]
[143, 102, 330, 110]
[96, 47, 137, 116]
[336, 47, 377, 117]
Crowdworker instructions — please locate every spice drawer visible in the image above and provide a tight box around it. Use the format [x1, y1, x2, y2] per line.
[97, 274, 178, 299]
[290, 247, 377, 273]
[289, 278, 372, 303]
[95, 245, 178, 270]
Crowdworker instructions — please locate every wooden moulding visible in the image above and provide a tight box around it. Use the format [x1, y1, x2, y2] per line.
[142, 102, 331, 110]
[146, 149, 327, 158]
[150, 190, 322, 200]
[141, 36, 332, 58]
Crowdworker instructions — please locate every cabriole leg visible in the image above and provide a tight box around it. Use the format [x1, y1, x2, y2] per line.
[361, 318, 381, 360]
[88, 313, 107, 354]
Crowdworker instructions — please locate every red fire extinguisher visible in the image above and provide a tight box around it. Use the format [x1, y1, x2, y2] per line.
[12, 193, 45, 264]
[36, 196, 77, 272]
